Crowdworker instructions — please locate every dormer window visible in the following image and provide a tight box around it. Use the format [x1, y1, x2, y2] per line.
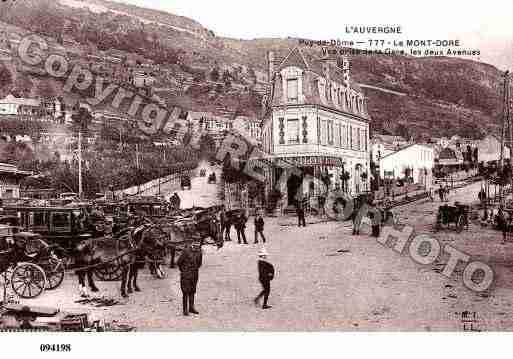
[287, 78, 298, 102]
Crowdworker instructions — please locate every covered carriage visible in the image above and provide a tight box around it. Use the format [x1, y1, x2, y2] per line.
[0, 228, 65, 299]
[434, 202, 471, 232]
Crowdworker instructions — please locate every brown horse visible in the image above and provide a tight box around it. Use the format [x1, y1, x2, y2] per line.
[157, 211, 223, 268]
[74, 222, 167, 298]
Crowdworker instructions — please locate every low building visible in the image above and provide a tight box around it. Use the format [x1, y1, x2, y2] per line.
[438, 147, 464, 164]
[379, 144, 435, 187]
[235, 116, 262, 143]
[0, 94, 40, 117]
[130, 70, 156, 88]
[477, 135, 510, 164]
[0, 163, 31, 200]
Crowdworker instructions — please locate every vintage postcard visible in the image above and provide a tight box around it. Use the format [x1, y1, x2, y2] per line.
[0, 0, 512, 356]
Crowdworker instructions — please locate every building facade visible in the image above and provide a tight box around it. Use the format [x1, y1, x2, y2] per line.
[0, 163, 31, 200]
[379, 144, 435, 187]
[477, 134, 510, 164]
[261, 47, 371, 205]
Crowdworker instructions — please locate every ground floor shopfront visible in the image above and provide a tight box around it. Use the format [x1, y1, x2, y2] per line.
[259, 154, 369, 209]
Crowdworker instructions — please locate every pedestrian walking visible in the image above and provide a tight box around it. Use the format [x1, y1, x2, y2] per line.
[254, 213, 266, 243]
[438, 184, 444, 202]
[221, 209, 232, 241]
[479, 207, 489, 227]
[497, 206, 507, 241]
[235, 212, 248, 244]
[370, 205, 381, 237]
[177, 241, 203, 316]
[296, 199, 306, 227]
[254, 248, 274, 309]
[444, 184, 450, 202]
[352, 203, 361, 235]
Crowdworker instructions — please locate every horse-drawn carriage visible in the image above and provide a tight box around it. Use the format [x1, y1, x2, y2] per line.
[207, 173, 216, 184]
[434, 202, 470, 232]
[0, 228, 65, 299]
[91, 205, 224, 282]
[1, 206, 103, 251]
[181, 175, 192, 190]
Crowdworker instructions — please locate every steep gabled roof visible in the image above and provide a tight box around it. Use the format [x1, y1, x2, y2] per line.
[276, 46, 309, 71]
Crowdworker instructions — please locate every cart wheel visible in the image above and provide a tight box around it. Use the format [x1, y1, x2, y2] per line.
[434, 215, 441, 231]
[94, 263, 123, 281]
[11, 263, 47, 299]
[43, 258, 65, 290]
[456, 215, 465, 233]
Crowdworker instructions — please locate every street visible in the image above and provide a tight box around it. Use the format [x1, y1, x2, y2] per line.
[14, 178, 513, 331]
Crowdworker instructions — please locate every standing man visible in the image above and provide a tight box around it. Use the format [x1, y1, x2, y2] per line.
[438, 184, 444, 202]
[352, 198, 362, 235]
[254, 248, 274, 309]
[254, 212, 266, 244]
[235, 212, 248, 244]
[174, 193, 181, 210]
[177, 241, 203, 316]
[370, 204, 381, 237]
[221, 208, 232, 241]
[296, 199, 306, 227]
[318, 195, 326, 217]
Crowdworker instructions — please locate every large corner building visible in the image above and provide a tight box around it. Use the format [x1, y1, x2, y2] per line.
[260, 47, 371, 207]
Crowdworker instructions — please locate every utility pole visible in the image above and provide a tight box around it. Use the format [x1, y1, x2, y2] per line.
[78, 131, 83, 199]
[119, 125, 123, 151]
[507, 71, 512, 202]
[499, 71, 510, 205]
[136, 143, 140, 194]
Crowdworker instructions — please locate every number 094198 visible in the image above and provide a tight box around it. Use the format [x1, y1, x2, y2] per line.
[40, 344, 71, 352]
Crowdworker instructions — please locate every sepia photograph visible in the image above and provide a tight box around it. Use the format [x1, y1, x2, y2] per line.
[0, 0, 512, 356]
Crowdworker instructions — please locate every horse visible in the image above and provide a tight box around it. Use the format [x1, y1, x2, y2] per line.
[220, 209, 245, 241]
[162, 211, 223, 268]
[74, 222, 167, 298]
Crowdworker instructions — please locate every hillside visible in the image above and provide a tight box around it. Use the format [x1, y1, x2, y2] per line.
[0, 0, 506, 140]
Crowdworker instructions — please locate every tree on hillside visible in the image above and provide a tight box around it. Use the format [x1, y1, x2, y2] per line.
[210, 67, 220, 82]
[71, 105, 93, 133]
[247, 67, 257, 84]
[222, 69, 232, 84]
[396, 123, 409, 140]
[0, 65, 13, 96]
[199, 133, 216, 155]
[36, 80, 56, 99]
[12, 74, 33, 98]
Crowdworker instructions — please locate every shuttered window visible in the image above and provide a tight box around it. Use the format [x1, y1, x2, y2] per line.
[320, 120, 328, 145]
[287, 119, 300, 144]
[287, 78, 298, 102]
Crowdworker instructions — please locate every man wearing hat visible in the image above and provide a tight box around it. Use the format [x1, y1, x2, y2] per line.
[254, 248, 275, 309]
[235, 212, 248, 244]
[177, 241, 203, 316]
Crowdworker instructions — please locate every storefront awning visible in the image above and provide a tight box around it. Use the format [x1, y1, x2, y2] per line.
[244, 155, 345, 167]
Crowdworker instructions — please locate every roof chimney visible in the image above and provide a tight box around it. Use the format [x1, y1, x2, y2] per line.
[342, 56, 350, 86]
[268, 51, 275, 83]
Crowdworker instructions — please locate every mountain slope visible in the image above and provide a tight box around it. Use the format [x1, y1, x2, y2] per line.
[0, 0, 506, 139]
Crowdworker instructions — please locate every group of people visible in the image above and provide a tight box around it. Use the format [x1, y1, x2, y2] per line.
[478, 188, 487, 204]
[176, 235, 275, 316]
[438, 184, 451, 202]
[169, 192, 181, 210]
[480, 205, 513, 243]
[223, 211, 267, 245]
[351, 200, 383, 238]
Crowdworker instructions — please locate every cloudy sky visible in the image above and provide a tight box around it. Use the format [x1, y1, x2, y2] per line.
[115, 0, 513, 70]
